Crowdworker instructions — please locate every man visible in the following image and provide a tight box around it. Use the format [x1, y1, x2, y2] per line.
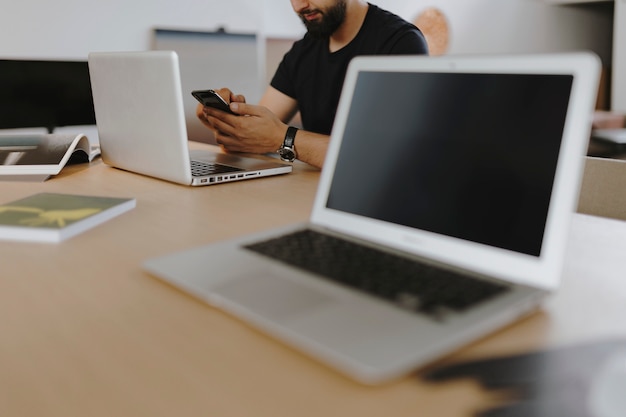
[197, 1, 429, 169]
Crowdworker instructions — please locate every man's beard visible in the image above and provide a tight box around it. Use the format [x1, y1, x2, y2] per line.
[299, 0, 347, 39]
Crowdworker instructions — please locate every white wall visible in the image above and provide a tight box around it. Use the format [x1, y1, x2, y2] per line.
[0, 0, 612, 60]
[0, 0, 616, 107]
[0, 0, 283, 59]
[396, 1, 612, 58]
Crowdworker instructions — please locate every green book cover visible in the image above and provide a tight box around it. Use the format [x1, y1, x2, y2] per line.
[0, 193, 136, 242]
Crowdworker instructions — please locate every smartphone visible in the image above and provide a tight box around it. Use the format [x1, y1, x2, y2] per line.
[191, 89, 236, 115]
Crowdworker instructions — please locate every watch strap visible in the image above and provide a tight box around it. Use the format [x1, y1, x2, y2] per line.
[278, 126, 298, 162]
[284, 126, 298, 148]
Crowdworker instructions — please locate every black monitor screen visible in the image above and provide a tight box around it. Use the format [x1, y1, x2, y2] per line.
[0, 59, 96, 132]
[326, 71, 573, 257]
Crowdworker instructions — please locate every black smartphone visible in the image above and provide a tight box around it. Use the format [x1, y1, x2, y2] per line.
[191, 89, 236, 115]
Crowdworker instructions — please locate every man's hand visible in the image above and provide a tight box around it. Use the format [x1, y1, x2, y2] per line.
[203, 101, 286, 154]
[195, 87, 246, 131]
[195, 85, 328, 169]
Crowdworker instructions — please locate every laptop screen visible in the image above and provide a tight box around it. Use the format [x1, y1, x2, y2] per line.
[326, 71, 573, 257]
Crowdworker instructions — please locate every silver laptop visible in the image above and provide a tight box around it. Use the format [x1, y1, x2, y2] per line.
[144, 52, 600, 383]
[88, 51, 291, 186]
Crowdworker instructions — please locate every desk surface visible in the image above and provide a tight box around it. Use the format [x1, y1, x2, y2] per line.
[1, 143, 626, 417]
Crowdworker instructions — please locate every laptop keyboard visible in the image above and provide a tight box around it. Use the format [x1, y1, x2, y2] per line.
[244, 229, 510, 320]
[190, 160, 243, 177]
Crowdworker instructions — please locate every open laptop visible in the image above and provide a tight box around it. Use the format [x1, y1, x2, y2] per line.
[88, 51, 291, 186]
[144, 52, 600, 383]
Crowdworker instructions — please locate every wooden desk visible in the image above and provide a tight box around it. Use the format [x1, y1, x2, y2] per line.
[1, 143, 625, 417]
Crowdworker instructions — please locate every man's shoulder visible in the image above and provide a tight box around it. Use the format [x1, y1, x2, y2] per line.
[362, 4, 428, 54]
[366, 3, 416, 31]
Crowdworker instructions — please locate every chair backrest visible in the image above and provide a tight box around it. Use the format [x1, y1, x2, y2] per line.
[413, 7, 450, 56]
[578, 156, 626, 221]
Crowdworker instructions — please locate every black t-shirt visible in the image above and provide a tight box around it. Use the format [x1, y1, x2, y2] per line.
[271, 4, 429, 135]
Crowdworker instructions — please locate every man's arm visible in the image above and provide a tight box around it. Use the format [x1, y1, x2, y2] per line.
[282, 129, 329, 169]
[199, 86, 330, 169]
[259, 86, 329, 169]
[259, 86, 299, 124]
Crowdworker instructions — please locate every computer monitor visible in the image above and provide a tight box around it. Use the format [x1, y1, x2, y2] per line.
[0, 59, 96, 133]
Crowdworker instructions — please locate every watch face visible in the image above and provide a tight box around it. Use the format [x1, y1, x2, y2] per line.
[279, 147, 296, 161]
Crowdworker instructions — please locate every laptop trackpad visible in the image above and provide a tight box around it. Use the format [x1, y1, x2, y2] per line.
[212, 273, 335, 321]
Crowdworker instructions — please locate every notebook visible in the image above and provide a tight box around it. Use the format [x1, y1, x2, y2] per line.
[87, 51, 291, 186]
[144, 52, 601, 384]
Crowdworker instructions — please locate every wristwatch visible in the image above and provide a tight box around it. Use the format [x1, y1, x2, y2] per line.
[278, 126, 298, 162]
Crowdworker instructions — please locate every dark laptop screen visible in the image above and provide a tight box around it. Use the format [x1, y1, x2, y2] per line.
[0, 59, 96, 132]
[326, 71, 573, 257]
